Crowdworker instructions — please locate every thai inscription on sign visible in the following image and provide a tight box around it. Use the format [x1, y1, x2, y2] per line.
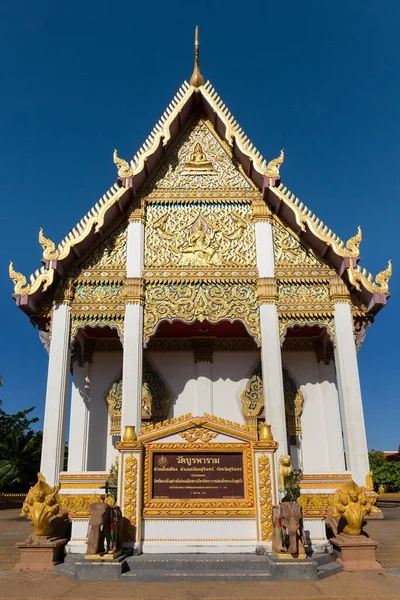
[152, 452, 245, 500]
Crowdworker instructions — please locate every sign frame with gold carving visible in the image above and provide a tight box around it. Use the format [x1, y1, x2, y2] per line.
[143, 442, 255, 518]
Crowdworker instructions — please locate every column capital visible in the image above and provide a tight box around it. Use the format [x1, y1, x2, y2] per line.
[124, 278, 144, 305]
[53, 278, 75, 306]
[128, 198, 145, 223]
[257, 277, 278, 304]
[252, 199, 273, 223]
[330, 276, 351, 303]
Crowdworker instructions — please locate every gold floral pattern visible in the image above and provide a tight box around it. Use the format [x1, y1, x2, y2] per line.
[258, 454, 273, 541]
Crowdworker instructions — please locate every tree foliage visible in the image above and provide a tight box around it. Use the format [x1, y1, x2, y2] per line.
[369, 450, 400, 493]
[0, 399, 42, 492]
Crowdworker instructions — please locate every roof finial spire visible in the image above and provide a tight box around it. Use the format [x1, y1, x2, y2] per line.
[190, 25, 205, 88]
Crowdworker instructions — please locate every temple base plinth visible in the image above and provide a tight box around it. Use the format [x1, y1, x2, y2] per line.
[14, 535, 68, 571]
[331, 533, 382, 571]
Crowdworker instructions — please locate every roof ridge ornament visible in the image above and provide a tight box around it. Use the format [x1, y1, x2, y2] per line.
[39, 228, 59, 261]
[189, 26, 205, 88]
[265, 149, 284, 177]
[113, 149, 133, 178]
[9, 261, 31, 295]
[344, 225, 362, 258]
[347, 258, 392, 294]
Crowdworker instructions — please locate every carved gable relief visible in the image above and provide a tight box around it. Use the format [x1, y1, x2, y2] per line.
[145, 205, 256, 269]
[105, 359, 170, 435]
[273, 220, 327, 270]
[146, 119, 253, 191]
[79, 222, 127, 274]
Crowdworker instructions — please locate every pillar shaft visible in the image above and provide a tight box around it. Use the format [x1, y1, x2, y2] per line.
[67, 361, 90, 472]
[334, 302, 369, 485]
[40, 303, 71, 485]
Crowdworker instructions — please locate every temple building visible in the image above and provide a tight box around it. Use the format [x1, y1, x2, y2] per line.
[10, 29, 391, 555]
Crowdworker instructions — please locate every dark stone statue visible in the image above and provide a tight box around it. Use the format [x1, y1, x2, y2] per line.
[85, 503, 111, 556]
[272, 502, 306, 557]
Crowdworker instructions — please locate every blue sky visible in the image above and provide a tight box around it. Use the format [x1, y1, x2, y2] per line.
[0, 1, 398, 450]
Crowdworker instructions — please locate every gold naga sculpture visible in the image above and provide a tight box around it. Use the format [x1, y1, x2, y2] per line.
[332, 480, 372, 535]
[21, 473, 61, 536]
[39, 228, 59, 261]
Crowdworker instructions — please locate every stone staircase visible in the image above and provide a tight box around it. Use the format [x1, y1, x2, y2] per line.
[57, 552, 342, 581]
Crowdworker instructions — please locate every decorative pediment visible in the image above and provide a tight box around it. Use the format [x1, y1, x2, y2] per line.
[139, 413, 257, 443]
[145, 119, 253, 192]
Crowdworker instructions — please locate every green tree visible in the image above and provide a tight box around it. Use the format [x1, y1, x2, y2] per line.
[368, 450, 400, 493]
[0, 430, 42, 492]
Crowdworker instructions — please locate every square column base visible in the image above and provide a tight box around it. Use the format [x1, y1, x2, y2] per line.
[331, 534, 382, 570]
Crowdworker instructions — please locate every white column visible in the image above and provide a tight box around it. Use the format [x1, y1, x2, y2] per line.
[195, 362, 213, 415]
[67, 361, 90, 472]
[40, 303, 71, 486]
[334, 302, 369, 485]
[260, 303, 288, 458]
[254, 219, 288, 459]
[122, 303, 144, 433]
[317, 360, 346, 473]
[121, 219, 145, 436]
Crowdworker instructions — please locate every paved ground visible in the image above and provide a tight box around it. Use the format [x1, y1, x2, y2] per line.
[0, 505, 399, 599]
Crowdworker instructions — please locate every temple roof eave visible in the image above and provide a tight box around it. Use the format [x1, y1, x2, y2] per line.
[10, 78, 391, 317]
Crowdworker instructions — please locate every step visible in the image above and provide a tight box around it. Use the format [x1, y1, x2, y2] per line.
[317, 561, 343, 580]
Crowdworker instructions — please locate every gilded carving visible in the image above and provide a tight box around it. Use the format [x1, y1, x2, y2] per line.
[241, 364, 263, 420]
[145, 205, 255, 269]
[106, 361, 170, 435]
[147, 119, 253, 191]
[278, 282, 331, 313]
[113, 149, 133, 178]
[125, 278, 144, 305]
[106, 381, 122, 435]
[347, 259, 392, 294]
[257, 278, 278, 304]
[298, 494, 333, 516]
[283, 369, 304, 436]
[70, 314, 124, 343]
[79, 224, 127, 274]
[139, 414, 256, 442]
[39, 228, 59, 261]
[273, 221, 324, 268]
[332, 480, 371, 535]
[258, 454, 273, 541]
[330, 276, 351, 303]
[265, 149, 284, 178]
[143, 282, 260, 347]
[124, 454, 138, 540]
[179, 427, 218, 443]
[279, 315, 335, 345]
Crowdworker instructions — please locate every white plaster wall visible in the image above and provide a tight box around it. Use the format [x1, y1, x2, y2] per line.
[146, 352, 197, 417]
[87, 352, 121, 471]
[212, 352, 259, 422]
[282, 352, 345, 474]
[147, 351, 259, 420]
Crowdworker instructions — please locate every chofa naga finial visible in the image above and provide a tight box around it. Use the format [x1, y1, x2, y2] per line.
[21, 473, 61, 537]
[265, 149, 284, 177]
[113, 149, 133, 179]
[190, 26, 205, 88]
[39, 228, 59, 261]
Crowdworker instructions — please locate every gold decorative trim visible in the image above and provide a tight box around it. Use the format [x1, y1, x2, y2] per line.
[258, 454, 273, 541]
[257, 278, 278, 304]
[125, 278, 144, 305]
[144, 190, 258, 204]
[139, 414, 257, 443]
[124, 454, 138, 540]
[113, 149, 133, 178]
[279, 314, 335, 345]
[347, 259, 392, 294]
[298, 493, 333, 516]
[143, 537, 257, 541]
[179, 427, 218, 443]
[39, 228, 59, 261]
[144, 282, 260, 347]
[330, 276, 351, 303]
[59, 474, 110, 481]
[142, 269, 258, 283]
[143, 442, 255, 518]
